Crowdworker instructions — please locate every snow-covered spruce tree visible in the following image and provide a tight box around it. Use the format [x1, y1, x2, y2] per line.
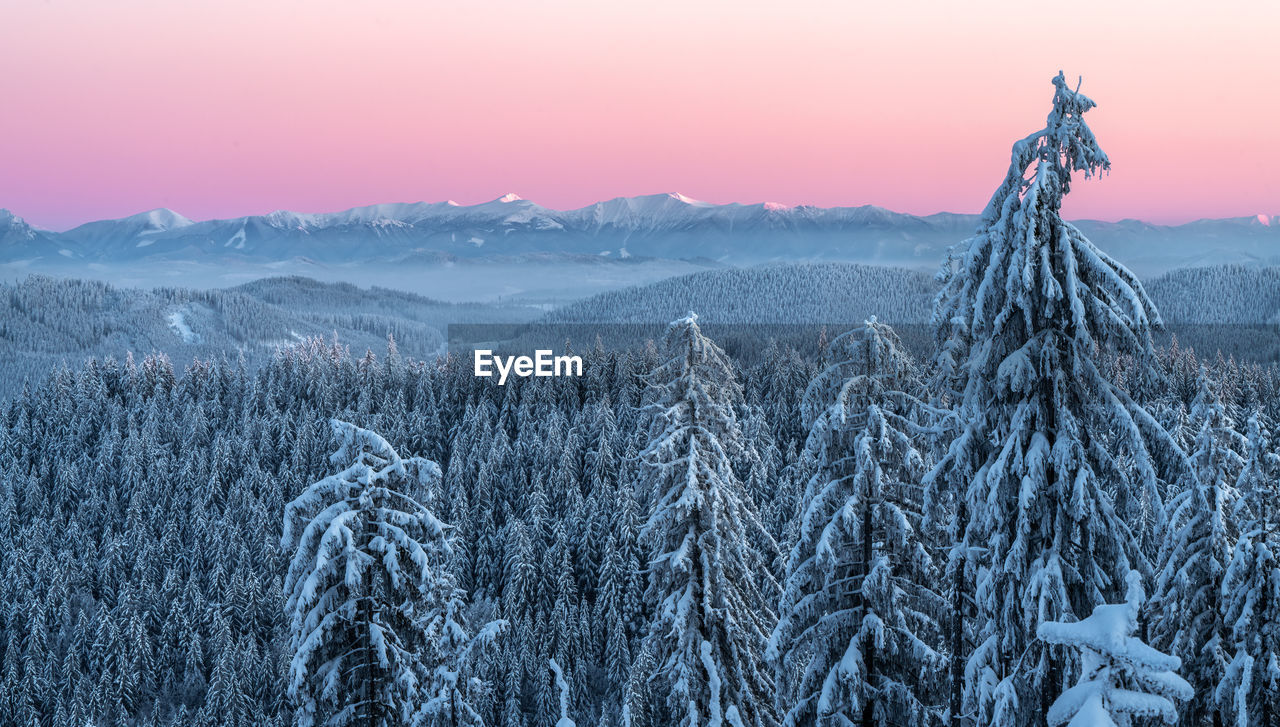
[930, 72, 1180, 727]
[638, 313, 781, 727]
[622, 643, 657, 727]
[281, 420, 503, 727]
[1216, 412, 1280, 726]
[1150, 371, 1244, 727]
[1038, 572, 1192, 727]
[769, 319, 946, 727]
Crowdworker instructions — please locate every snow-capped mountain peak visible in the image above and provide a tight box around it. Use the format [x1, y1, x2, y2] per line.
[325, 202, 441, 225]
[0, 209, 25, 227]
[264, 210, 319, 230]
[497, 193, 523, 203]
[126, 208, 193, 231]
[667, 192, 717, 208]
[0, 209, 39, 241]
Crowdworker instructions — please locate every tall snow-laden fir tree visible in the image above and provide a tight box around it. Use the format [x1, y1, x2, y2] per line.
[281, 420, 502, 727]
[1217, 413, 1280, 727]
[638, 313, 781, 727]
[1151, 371, 1244, 727]
[770, 319, 946, 727]
[930, 72, 1179, 727]
[1038, 572, 1192, 727]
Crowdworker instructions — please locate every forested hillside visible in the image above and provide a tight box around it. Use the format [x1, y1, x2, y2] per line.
[544, 263, 938, 324]
[543, 262, 1280, 364]
[1144, 265, 1280, 323]
[549, 261, 1280, 327]
[0, 276, 538, 398]
[5, 263, 1277, 402]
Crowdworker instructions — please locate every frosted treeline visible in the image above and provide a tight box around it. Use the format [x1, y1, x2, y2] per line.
[0, 320, 1278, 725]
[0, 276, 538, 399]
[543, 264, 939, 325]
[5, 261, 1277, 402]
[547, 262, 1280, 332]
[1142, 266, 1280, 325]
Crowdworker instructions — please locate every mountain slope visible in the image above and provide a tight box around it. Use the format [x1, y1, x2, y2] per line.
[548, 262, 1280, 326]
[0, 275, 540, 398]
[539, 262, 1280, 365]
[543, 263, 938, 324]
[3, 264, 1277, 401]
[0, 209, 62, 260]
[1143, 265, 1280, 324]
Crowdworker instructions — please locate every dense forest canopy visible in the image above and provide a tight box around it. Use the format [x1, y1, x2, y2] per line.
[1, 324, 1277, 725]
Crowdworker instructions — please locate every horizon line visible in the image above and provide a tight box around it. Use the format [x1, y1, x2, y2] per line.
[5, 192, 1276, 233]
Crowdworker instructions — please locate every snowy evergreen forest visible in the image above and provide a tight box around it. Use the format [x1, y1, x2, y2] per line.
[5, 260, 1278, 400]
[0, 276, 541, 399]
[3, 75, 1280, 727]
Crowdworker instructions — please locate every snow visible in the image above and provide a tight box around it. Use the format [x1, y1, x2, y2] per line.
[264, 210, 320, 230]
[458, 194, 553, 226]
[640, 315, 781, 727]
[226, 228, 247, 249]
[665, 192, 717, 208]
[126, 208, 193, 231]
[549, 658, 576, 727]
[17, 193, 1273, 282]
[57, 249, 74, 257]
[775, 318, 942, 727]
[8, 245, 1278, 727]
[468, 236, 485, 248]
[928, 72, 1187, 727]
[1061, 693, 1116, 727]
[281, 421, 505, 726]
[1039, 574, 1192, 726]
[335, 202, 428, 223]
[1038, 602, 1177, 672]
[167, 309, 200, 343]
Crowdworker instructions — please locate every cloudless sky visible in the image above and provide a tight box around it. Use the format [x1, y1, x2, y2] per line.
[2, 0, 1277, 230]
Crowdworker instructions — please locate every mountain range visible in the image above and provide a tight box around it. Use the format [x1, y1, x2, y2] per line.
[3, 195, 1278, 275]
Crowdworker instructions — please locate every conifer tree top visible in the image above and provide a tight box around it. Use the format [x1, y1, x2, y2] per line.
[984, 71, 1110, 224]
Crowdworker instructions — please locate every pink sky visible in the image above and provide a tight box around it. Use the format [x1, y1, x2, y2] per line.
[2, 0, 1277, 230]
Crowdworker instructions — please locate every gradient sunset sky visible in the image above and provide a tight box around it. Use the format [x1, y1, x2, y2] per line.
[3, 0, 1277, 230]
